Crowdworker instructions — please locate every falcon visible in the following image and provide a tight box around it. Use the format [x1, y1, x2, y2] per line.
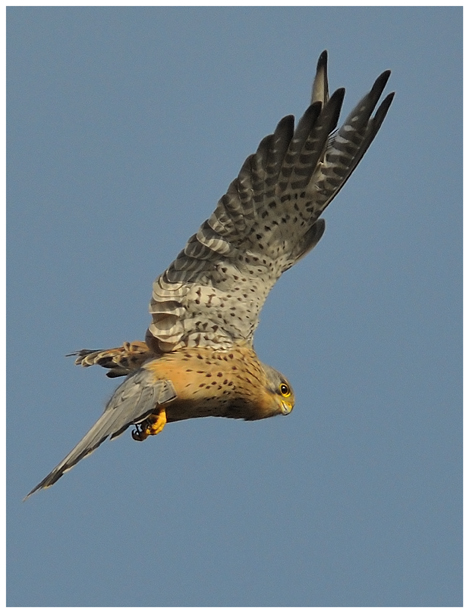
[25, 51, 394, 499]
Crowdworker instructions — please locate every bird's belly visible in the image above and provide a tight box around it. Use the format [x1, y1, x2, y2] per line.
[165, 395, 258, 422]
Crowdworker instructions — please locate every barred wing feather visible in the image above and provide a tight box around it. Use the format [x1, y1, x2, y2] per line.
[148, 52, 394, 353]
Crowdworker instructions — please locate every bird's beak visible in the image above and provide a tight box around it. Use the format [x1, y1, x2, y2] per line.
[281, 400, 293, 415]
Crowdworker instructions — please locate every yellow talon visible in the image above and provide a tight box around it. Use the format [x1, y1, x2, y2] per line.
[132, 408, 167, 441]
[146, 408, 167, 436]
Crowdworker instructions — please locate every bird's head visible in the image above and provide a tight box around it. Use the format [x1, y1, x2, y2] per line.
[261, 363, 295, 416]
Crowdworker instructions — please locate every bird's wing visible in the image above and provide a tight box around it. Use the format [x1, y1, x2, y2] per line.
[24, 371, 176, 499]
[148, 51, 394, 353]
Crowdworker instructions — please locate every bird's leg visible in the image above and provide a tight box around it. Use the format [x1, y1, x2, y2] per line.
[132, 407, 167, 442]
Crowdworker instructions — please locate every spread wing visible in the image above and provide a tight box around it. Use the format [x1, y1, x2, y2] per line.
[148, 51, 394, 353]
[24, 372, 177, 499]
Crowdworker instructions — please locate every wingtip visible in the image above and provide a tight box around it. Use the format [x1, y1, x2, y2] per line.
[317, 49, 328, 70]
[381, 91, 395, 112]
[370, 91, 395, 130]
[311, 50, 329, 106]
[329, 86, 345, 104]
[385, 91, 396, 103]
[23, 484, 41, 501]
[23, 476, 53, 501]
[373, 70, 392, 93]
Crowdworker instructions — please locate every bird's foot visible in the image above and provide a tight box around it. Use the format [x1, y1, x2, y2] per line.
[132, 408, 167, 441]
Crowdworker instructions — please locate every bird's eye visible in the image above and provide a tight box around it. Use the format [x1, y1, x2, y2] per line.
[279, 383, 291, 397]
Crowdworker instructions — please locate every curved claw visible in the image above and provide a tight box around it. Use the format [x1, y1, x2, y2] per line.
[131, 424, 148, 441]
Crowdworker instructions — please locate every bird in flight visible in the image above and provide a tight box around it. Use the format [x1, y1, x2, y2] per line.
[26, 51, 394, 499]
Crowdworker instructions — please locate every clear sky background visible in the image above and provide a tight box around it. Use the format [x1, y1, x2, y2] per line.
[7, 6, 461, 607]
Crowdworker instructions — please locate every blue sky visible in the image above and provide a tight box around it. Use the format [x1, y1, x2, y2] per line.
[8, 6, 461, 607]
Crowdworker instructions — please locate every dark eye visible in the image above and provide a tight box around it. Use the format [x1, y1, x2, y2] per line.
[279, 383, 291, 397]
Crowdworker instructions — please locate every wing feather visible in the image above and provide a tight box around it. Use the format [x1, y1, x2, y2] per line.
[147, 53, 394, 353]
[25, 372, 176, 498]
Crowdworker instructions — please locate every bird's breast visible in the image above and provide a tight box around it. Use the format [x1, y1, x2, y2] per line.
[142, 346, 276, 422]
